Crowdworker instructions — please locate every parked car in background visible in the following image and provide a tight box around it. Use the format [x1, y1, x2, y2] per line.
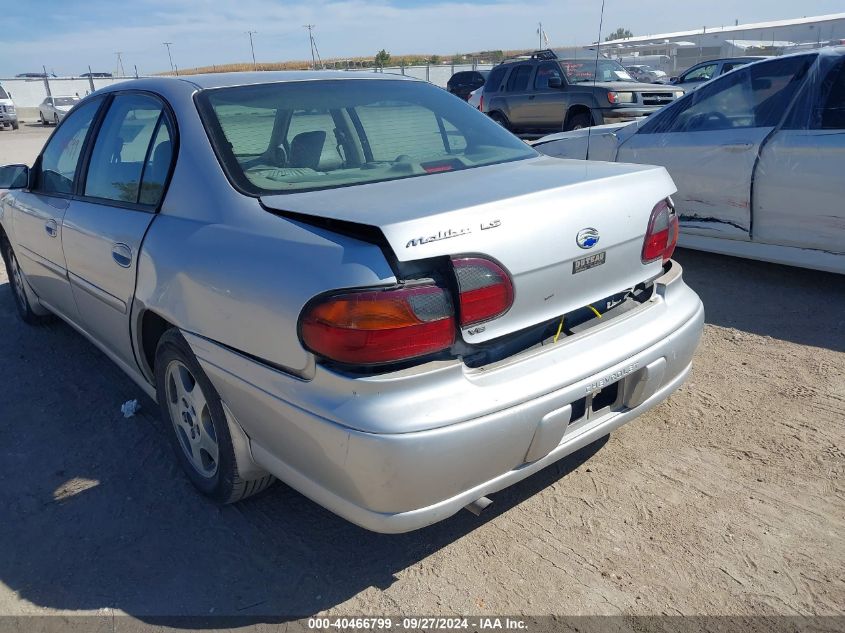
[0, 84, 18, 130]
[38, 95, 81, 125]
[670, 57, 767, 89]
[15, 72, 52, 78]
[446, 70, 489, 101]
[625, 64, 669, 83]
[0, 71, 703, 532]
[81, 72, 113, 78]
[482, 49, 684, 135]
[467, 86, 483, 109]
[534, 49, 845, 274]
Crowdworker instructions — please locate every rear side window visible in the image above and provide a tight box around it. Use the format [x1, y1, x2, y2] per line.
[84, 93, 166, 204]
[485, 66, 508, 93]
[35, 98, 102, 195]
[506, 65, 533, 92]
[139, 121, 173, 206]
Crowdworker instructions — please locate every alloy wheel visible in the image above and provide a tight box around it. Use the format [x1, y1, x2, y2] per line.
[165, 359, 219, 478]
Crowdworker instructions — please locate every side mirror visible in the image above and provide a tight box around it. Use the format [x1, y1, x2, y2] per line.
[548, 76, 562, 89]
[670, 77, 678, 83]
[0, 165, 29, 190]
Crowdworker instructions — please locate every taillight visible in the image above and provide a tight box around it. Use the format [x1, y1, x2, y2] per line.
[642, 199, 679, 264]
[478, 94, 484, 111]
[300, 285, 455, 365]
[452, 257, 514, 326]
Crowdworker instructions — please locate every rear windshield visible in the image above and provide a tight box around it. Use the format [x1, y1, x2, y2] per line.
[196, 79, 535, 195]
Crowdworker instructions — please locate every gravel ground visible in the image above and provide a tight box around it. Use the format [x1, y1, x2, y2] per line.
[0, 124, 843, 622]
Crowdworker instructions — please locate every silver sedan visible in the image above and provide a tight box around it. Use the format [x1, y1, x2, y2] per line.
[0, 72, 703, 532]
[38, 95, 80, 125]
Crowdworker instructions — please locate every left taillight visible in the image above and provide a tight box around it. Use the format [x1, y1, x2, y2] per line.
[642, 199, 679, 264]
[299, 285, 455, 365]
[452, 257, 514, 326]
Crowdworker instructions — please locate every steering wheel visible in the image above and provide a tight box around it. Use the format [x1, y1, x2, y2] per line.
[691, 111, 731, 130]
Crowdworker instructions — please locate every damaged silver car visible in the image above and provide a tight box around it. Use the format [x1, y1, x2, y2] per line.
[0, 72, 703, 532]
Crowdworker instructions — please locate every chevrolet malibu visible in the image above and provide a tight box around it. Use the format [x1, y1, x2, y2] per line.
[0, 73, 703, 532]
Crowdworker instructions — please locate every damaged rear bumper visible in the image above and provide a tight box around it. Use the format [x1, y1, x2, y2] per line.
[186, 261, 704, 533]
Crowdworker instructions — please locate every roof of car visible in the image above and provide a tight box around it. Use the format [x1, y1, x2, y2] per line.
[174, 70, 419, 90]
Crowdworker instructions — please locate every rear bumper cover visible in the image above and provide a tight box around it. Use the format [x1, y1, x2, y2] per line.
[188, 261, 704, 532]
[597, 106, 662, 124]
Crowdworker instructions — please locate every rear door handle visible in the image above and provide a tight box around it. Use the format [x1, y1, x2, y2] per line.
[111, 243, 133, 268]
[45, 219, 58, 237]
[720, 142, 754, 152]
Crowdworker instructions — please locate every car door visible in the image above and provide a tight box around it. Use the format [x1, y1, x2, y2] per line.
[503, 64, 535, 127]
[62, 92, 174, 367]
[617, 55, 814, 241]
[754, 56, 845, 254]
[525, 61, 568, 130]
[7, 97, 103, 320]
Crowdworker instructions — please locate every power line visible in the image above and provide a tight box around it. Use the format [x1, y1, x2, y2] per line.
[246, 31, 258, 70]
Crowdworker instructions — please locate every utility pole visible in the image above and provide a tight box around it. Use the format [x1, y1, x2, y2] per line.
[246, 31, 258, 69]
[115, 52, 125, 77]
[538, 22, 543, 49]
[163, 42, 175, 74]
[303, 24, 322, 69]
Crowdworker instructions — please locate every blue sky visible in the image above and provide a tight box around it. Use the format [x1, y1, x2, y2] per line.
[3, 0, 844, 76]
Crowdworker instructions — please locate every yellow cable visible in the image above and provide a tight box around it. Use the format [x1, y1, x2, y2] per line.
[553, 316, 565, 343]
[588, 305, 602, 319]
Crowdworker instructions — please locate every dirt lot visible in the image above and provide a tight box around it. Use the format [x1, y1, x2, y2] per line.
[0, 124, 843, 622]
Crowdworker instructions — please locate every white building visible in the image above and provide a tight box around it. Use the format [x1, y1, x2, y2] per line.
[601, 13, 845, 74]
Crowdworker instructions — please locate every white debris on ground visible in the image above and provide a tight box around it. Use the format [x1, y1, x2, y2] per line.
[120, 399, 141, 418]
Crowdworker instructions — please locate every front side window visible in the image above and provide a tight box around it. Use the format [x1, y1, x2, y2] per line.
[84, 93, 166, 204]
[35, 98, 102, 195]
[0, 87, 9, 99]
[683, 64, 717, 82]
[534, 62, 563, 90]
[819, 60, 845, 129]
[197, 79, 535, 195]
[642, 55, 814, 133]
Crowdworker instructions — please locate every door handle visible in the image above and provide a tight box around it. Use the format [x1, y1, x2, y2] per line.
[111, 243, 133, 268]
[45, 219, 58, 237]
[720, 142, 754, 152]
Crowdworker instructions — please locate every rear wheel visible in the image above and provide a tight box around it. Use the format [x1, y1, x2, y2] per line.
[155, 329, 274, 503]
[565, 112, 593, 131]
[1, 237, 51, 324]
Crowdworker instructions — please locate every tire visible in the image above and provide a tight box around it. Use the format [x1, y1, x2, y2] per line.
[11, 121, 18, 131]
[154, 328, 275, 503]
[0, 237, 52, 325]
[565, 112, 593, 131]
[488, 111, 510, 130]
[41, 112, 49, 125]
[53, 114, 59, 126]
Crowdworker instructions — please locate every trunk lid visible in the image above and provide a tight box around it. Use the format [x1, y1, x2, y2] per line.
[262, 155, 676, 344]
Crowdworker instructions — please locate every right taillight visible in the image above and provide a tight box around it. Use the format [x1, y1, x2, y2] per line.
[478, 93, 484, 111]
[642, 199, 679, 264]
[452, 257, 514, 326]
[300, 285, 455, 365]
